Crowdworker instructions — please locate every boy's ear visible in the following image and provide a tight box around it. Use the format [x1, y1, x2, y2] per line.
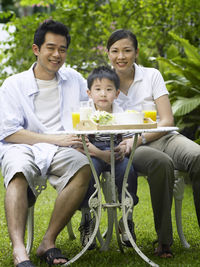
[87, 89, 92, 98]
[115, 89, 120, 98]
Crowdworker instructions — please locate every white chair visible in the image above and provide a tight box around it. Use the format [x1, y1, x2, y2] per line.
[26, 179, 102, 266]
[139, 170, 190, 248]
[26, 205, 76, 255]
[173, 170, 190, 248]
[25, 170, 190, 257]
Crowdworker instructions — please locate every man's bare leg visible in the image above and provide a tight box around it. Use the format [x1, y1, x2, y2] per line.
[5, 173, 30, 266]
[37, 165, 91, 264]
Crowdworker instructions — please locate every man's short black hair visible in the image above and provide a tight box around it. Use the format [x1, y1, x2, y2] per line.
[87, 65, 120, 90]
[34, 19, 71, 49]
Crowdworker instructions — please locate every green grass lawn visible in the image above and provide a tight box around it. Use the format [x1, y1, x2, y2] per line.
[0, 174, 199, 267]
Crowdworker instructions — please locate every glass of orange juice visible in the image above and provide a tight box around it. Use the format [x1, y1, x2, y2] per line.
[142, 103, 157, 122]
[71, 107, 80, 129]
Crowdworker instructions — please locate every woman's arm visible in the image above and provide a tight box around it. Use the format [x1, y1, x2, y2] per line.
[117, 95, 174, 154]
[139, 94, 174, 144]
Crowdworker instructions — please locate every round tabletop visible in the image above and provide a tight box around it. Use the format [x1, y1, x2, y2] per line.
[53, 126, 179, 135]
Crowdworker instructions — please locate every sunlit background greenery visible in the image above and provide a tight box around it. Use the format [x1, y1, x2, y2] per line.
[0, 1, 200, 266]
[0, 0, 199, 142]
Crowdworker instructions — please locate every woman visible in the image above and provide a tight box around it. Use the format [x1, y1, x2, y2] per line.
[107, 29, 200, 258]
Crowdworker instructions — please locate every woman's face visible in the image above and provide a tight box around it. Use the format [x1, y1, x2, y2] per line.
[107, 38, 138, 74]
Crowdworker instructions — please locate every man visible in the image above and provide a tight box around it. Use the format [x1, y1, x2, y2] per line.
[0, 20, 91, 267]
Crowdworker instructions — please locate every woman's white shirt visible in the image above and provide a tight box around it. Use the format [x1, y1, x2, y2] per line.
[114, 63, 169, 112]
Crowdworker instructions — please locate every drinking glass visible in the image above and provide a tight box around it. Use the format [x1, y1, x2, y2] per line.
[142, 103, 157, 122]
[80, 100, 93, 120]
[71, 106, 80, 129]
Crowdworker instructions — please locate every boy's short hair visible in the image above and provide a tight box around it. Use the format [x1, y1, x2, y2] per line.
[87, 65, 120, 90]
[34, 19, 71, 49]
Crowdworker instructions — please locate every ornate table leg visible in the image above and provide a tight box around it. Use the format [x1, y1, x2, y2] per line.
[62, 134, 102, 266]
[121, 134, 159, 267]
[97, 134, 123, 252]
[110, 134, 124, 253]
[98, 172, 115, 251]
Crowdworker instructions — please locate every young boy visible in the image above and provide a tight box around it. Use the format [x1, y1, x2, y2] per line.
[79, 66, 138, 249]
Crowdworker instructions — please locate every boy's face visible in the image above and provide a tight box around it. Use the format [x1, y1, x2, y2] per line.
[87, 78, 119, 112]
[32, 32, 67, 80]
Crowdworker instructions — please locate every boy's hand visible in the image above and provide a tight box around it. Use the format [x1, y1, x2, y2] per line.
[87, 142, 100, 156]
[116, 138, 135, 156]
[118, 136, 141, 156]
[82, 142, 111, 164]
[114, 144, 126, 161]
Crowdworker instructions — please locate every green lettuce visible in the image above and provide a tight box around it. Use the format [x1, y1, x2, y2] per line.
[90, 110, 114, 125]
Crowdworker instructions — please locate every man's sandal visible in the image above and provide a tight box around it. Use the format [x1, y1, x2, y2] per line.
[38, 247, 68, 266]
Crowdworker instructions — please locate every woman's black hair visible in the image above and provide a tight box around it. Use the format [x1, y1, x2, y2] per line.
[107, 29, 138, 51]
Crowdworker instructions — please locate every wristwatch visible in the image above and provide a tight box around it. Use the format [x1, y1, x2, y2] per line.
[141, 133, 147, 145]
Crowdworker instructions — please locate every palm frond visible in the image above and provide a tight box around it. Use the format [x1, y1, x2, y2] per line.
[172, 96, 200, 116]
[169, 32, 200, 63]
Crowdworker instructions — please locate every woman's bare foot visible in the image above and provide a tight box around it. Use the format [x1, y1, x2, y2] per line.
[154, 244, 173, 258]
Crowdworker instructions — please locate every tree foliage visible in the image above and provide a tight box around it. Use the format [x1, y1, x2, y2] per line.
[157, 33, 200, 142]
[0, 0, 200, 140]
[1, 0, 199, 77]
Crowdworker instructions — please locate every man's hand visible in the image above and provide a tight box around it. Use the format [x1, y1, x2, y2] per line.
[55, 134, 86, 148]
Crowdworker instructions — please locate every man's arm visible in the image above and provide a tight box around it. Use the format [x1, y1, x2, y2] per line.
[4, 129, 84, 148]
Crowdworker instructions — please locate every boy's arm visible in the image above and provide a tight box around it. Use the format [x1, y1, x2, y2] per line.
[87, 142, 126, 164]
[87, 142, 111, 164]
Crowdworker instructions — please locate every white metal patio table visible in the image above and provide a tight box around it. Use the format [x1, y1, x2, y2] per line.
[59, 126, 178, 267]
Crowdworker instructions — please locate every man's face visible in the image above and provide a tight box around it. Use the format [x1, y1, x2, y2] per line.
[32, 32, 67, 80]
